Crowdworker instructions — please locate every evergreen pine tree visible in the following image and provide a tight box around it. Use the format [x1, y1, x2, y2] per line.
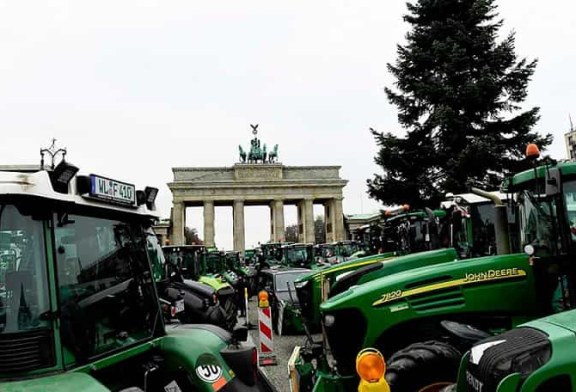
[368, 0, 552, 208]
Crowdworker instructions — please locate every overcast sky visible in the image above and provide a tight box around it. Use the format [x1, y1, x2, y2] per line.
[0, 0, 574, 249]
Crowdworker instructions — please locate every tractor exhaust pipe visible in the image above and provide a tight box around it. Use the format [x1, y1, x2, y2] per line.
[470, 187, 511, 255]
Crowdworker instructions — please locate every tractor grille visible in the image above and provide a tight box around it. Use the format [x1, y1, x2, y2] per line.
[324, 308, 366, 375]
[0, 330, 54, 373]
[408, 287, 465, 312]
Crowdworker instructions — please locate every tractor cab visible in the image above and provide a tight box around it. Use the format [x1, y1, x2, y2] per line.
[162, 244, 205, 280]
[281, 243, 315, 269]
[260, 242, 286, 267]
[440, 191, 518, 258]
[0, 156, 275, 391]
[381, 206, 447, 254]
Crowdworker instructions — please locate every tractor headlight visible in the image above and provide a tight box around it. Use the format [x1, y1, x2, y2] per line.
[524, 244, 535, 256]
[324, 314, 335, 327]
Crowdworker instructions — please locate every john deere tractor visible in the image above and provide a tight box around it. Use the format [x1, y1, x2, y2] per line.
[295, 202, 476, 330]
[304, 149, 576, 392]
[444, 153, 576, 391]
[0, 159, 275, 391]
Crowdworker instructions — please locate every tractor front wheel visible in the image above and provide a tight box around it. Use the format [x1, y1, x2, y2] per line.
[385, 340, 461, 392]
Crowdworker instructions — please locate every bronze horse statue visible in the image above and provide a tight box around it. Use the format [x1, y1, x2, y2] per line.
[239, 145, 247, 163]
[268, 144, 278, 163]
[248, 138, 267, 163]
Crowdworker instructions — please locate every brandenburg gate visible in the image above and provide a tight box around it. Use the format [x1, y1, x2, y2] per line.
[168, 125, 348, 252]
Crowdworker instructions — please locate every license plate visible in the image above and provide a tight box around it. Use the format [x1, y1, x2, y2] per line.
[175, 299, 185, 314]
[90, 175, 136, 205]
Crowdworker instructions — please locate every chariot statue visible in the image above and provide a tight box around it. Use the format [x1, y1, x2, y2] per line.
[237, 124, 279, 164]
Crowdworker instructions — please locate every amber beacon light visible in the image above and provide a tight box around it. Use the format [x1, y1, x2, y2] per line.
[525, 143, 540, 160]
[356, 348, 390, 392]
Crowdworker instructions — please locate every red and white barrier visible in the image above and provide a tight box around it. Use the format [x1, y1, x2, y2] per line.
[258, 306, 274, 353]
[257, 290, 277, 366]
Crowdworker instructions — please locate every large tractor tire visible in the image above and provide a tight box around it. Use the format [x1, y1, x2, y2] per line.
[385, 340, 461, 392]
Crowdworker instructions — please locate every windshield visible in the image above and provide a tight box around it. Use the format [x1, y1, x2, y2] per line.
[394, 219, 429, 253]
[0, 204, 50, 334]
[339, 243, 359, 257]
[285, 248, 308, 263]
[275, 272, 308, 292]
[163, 247, 201, 278]
[518, 190, 559, 255]
[206, 252, 224, 274]
[55, 212, 159, 365]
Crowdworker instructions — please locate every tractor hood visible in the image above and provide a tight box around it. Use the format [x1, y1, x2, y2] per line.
[294, 252, 396, 285]
[322, 252, 531, 312]
[526, 308, 576, 335]
[329, 248, 459, 297]
[320, 252, 536, 376]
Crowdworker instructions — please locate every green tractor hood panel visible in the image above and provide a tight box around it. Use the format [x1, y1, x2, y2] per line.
[321, 252, 539, 375]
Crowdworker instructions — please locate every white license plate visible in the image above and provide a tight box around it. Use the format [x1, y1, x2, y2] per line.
[90, 175, 136, 205]
[175, 299, 185, 314]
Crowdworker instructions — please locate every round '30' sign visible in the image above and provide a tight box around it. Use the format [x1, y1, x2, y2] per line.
[196, 364, 222, 383]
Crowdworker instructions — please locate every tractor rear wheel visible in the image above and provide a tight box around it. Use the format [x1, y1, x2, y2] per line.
[385, 340, 461, 392]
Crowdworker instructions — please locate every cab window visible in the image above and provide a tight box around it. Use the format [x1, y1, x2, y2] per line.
[54, 213, 158, 365]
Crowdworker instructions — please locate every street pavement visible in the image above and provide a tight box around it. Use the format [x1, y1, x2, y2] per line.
[240, 297, 320, 392]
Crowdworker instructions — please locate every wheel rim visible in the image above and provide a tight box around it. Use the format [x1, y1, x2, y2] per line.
[418, 382, 453, 392]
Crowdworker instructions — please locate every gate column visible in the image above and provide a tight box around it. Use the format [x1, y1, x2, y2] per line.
[333, 197, 345, 241]
[298, 199, 315, 243]
[324, 199, 334, 243]
[203, 200, 215, 247]
[172, 201, 185, 245]
[325, 198, 345, 242]
[233, 199, 245, 252]
[270, 199, 285, 243]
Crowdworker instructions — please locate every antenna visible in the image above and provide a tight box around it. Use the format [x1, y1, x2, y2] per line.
[570, 114, 574, 132]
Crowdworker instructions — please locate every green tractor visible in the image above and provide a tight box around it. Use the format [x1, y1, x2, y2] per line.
[304, 152, 576, 391]
[280, 243, 316, 269]
[293, 251, 397, 332]
[380, 207, 447, 255]
[259, 242, 286, 268]
[243, 248, 258, 265]
[293, 193, 512, 336]
[351, 221, 387, 256]
[0, 161, 275, 391]
[314, 241, 363, 265]
[225, 250, 256, 294]
[444, 155, 576, 391]
[162, 245, 238, 330]
[293, 205, 457, 333]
